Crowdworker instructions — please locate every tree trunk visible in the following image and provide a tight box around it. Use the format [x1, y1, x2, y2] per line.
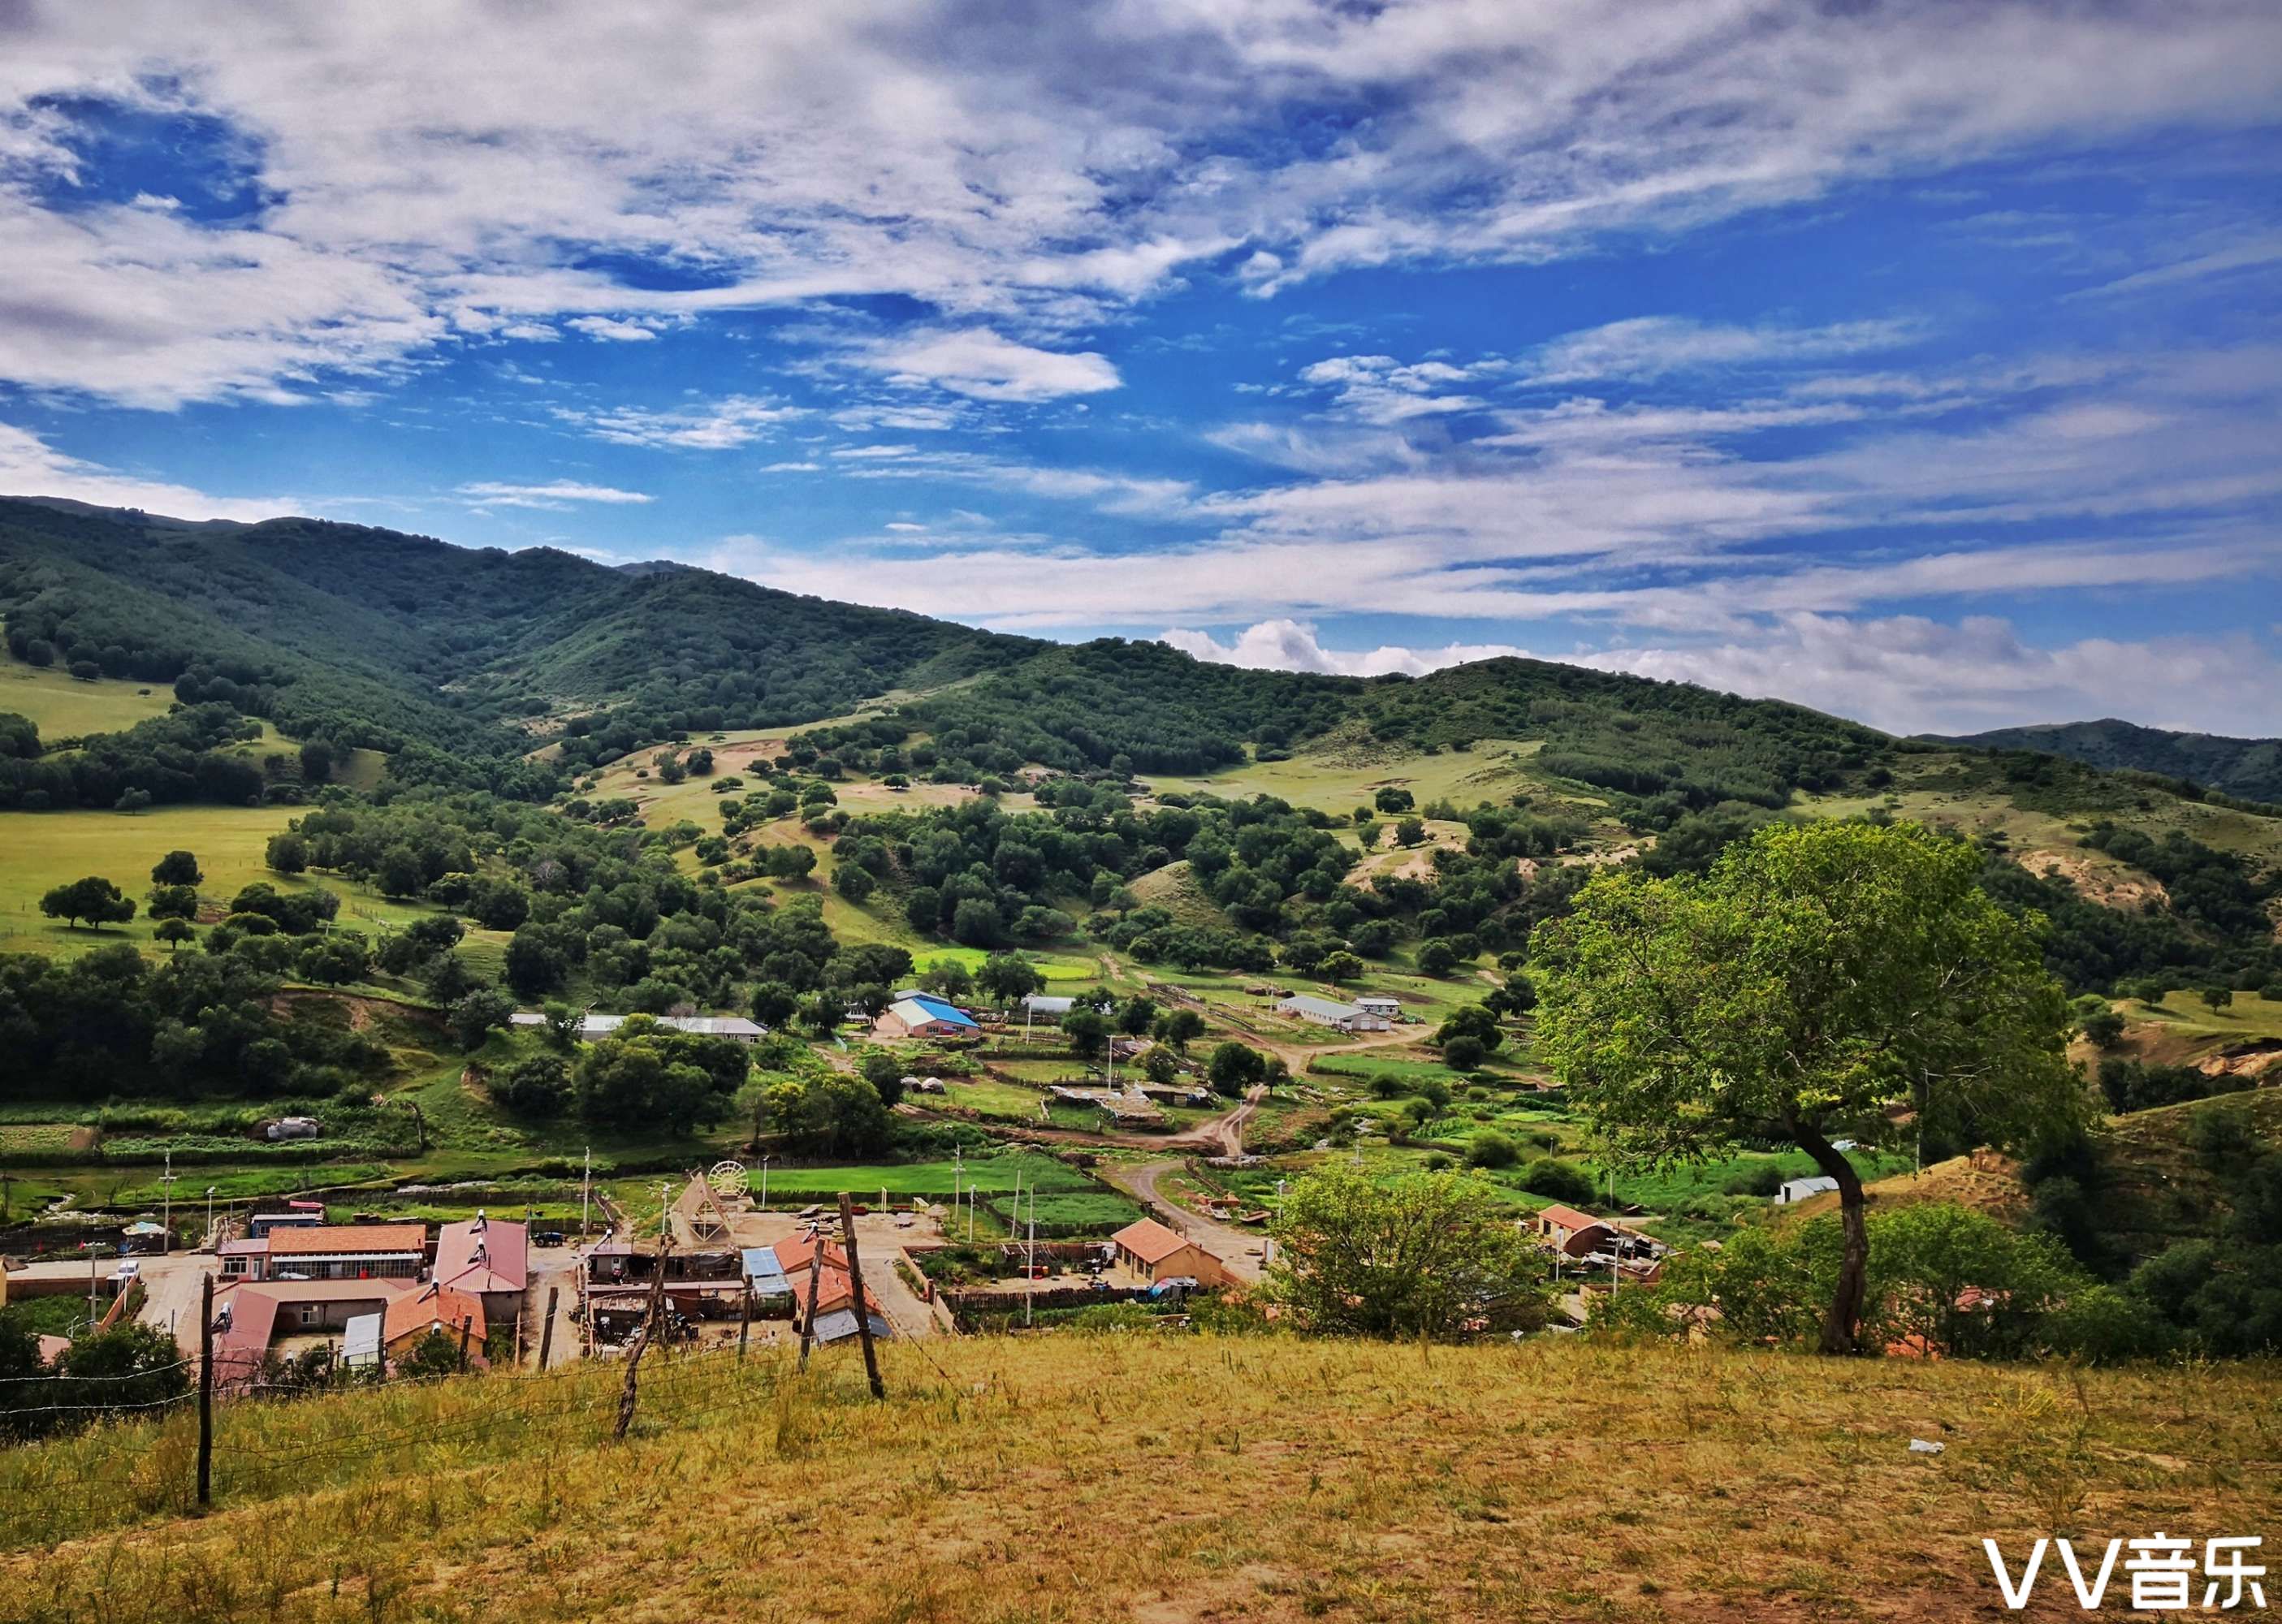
[1793, 1120, 1868, 1354]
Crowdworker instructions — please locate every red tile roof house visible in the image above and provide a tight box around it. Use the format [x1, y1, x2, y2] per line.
[220, 1223, 429, 1283]
[1530, 1205, 1618, 1259]
[201, 1278, 414, 1391]
[382, 1283, 490, 1370]
[776, 1229, 891, 1345]
[430, 1215, 530, 1324]
[1110, 1218, 1233, 1289]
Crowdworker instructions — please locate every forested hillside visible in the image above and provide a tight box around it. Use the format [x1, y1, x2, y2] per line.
[1933, 717, 2282, 804]
[0, 499, 1033, 794]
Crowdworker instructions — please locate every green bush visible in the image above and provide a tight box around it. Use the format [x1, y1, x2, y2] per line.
[1521, 1158, 1597, 1205]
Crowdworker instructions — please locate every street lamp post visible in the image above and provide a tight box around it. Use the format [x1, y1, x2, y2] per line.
[759, 1155, 771, 1212]
[205, 1186, 216, 1246]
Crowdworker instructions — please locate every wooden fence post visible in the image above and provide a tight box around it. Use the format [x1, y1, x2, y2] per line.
[196, 1272, 214, 1509]
[797, 1229, 823, 1373]
[538, 1285, 559, 1372]
[616, 1242, 669, 1440]
[737, 1275, 753, 1362]
[837, 1193, 885, 1400]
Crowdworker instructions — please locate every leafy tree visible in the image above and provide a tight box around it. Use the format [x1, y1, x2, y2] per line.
[1442, 1034, 1486, 1073]
[493, 1052, 572, 1116]
[2081, 1007, 2126, 1048]
[749, 981, 799, 1029]
[1536, 820, 2081, 1354]
[763, 844, 817, 882]
[766, 1069, 892, 1157]
[153, 918, 195, 951]
[1064, 1008, 1109, 1059]
[1116, 996, 1158, 1036]
[832, 862, 877, 902]
[1206, 1040, 1267, 1098]
[1143, 1046, 1181, 1086]
[1394, 816, 1426, 849]
[918, 960, 975, 1001]
[55, 1323, 190, 1414]
[1415, 939, 1457, 976]
[1373, 787, 1415, 814]
[265, 831, 309, 874]
[146, 883, 198, 921]
[1154, 1007, 1207, 1053]
[449, 987, 516, 1051]
[976, 951, 1044, 1008]
[395, 1329, 466, 1380]
[1317, 951, 1364, 983]
[1467, 1128, 1519, 1168]
[1267, 1167, 1543, 1339]
[859, 1049, 908, 1108]
[2202, 985, 2234, 1014]
[150, 850, 202, 887]
[40, 876, 135, 930]
[542, 1000, 582, 1050]
[298, 740, 333, 784]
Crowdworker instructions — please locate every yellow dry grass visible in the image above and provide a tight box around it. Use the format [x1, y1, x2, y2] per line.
[2, 1333, 2276, 1622]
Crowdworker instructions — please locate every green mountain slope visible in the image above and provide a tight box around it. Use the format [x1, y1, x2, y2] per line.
[1930, 718, 2282, 803]
[0, 498, 1036, 771]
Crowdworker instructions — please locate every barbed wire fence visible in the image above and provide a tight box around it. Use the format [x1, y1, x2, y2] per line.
[0, 1195, 925, 1548]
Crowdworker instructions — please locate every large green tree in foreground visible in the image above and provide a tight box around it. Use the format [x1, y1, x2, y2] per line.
[1535, 820, 2082, 1354]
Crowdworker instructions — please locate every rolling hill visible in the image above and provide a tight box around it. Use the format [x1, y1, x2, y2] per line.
[1931, 718, 2282, 804]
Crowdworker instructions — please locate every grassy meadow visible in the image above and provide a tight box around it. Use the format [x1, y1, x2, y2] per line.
[0, 802, 437, 957]
[0, 659, 176, 738]
[2, 1332, 2276, 1622]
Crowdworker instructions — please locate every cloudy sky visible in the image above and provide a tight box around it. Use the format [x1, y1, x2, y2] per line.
[3, 2, 2279, 735]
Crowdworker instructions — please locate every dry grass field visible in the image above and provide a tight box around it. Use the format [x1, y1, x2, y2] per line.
[2, 1333, 2276, 1622]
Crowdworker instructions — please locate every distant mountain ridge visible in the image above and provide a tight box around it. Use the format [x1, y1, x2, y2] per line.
[1928, 719, 2282, 803]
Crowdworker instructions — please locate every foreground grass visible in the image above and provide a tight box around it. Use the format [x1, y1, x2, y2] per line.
[2, 1335, 2276, 1622]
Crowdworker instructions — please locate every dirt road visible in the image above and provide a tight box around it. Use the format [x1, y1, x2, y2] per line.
[1104, 1160, 1266, 1283]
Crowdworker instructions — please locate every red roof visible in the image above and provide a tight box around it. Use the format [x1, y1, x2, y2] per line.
[771, 1231, 849, 1273]
[1534, 1205, 1608, 1236]
[432, 1217, 529, 1295]
[1111, 1218, 1195, 1265]
[267, 1223, 426, 1257]
[382, 1283, 487, 1348]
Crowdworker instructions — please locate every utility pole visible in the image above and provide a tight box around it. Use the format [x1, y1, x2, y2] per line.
[205, 1186, 215, 1247]
[1025, 1186, 1037, 1329]
[581, 1147, 592, 1239]
[196, 1272, 214, 1507]
[161, 1148, 175, 1252]
[836, 1194, 884, 1399]
[759, 1155, 770, 1213]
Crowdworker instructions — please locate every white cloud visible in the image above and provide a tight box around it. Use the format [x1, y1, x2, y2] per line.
[1160, 620, 1527, 678]
[1522, 317, 1918, 385]
[761, 460, 821, 473]
[1295, 354, 1497, 423]
[0, 421, 296, 521]
[1157, 613, 2282, 737]
[455, 479, 653, 508]
[560, 395, 800, 450]
[851, 329, 1121, 403]
[565, 317, 659, 343]
[1577, 615, 2282, 738]
[0, 6, 2275, 407]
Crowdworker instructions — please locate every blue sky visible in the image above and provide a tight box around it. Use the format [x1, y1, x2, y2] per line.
[2, 2, 2278, 734]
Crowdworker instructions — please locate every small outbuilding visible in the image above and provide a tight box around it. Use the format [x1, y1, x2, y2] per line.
[1775, 1176, 1841, 1205]
[1110, 1218, 1232, 1289]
